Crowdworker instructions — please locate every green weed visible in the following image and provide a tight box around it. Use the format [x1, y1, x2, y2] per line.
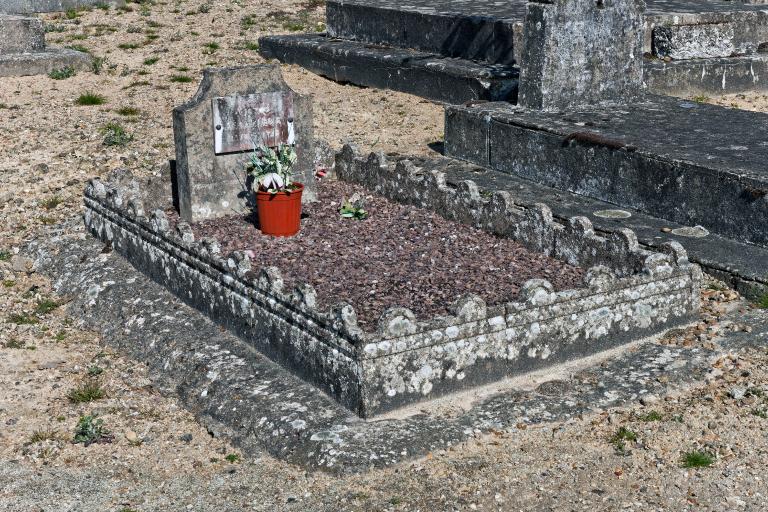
[681, 451, 715, 468]
[67, 382, 106, 403]
[75, 92, 107, 106]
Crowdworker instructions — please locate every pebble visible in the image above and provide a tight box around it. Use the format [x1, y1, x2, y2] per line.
[640, 394, 659, 406]
[728, 387, 747, 400]
[179, 433, 193, 443]
[11, 256, 33, 273]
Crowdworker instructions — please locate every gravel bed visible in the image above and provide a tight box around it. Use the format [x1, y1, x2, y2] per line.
[172, 180, 585, 329]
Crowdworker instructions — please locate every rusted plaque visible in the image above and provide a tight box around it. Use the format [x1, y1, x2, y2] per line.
[212, 91, 295, 154]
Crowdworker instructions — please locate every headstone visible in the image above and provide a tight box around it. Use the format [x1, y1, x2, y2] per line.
[518, 0, 645, 111]
[173, 65, 316, 223]
[0, 14, 91, 76]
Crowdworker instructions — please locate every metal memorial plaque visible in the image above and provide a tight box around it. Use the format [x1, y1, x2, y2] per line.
[212, 91, 295, 154]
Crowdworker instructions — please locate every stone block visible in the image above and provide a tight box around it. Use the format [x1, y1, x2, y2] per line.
[0, 0, 124, 14]
[653, 23, 742, 59]
[518, 0, 645, 111]
[0, 15, 45, 54]
[173, 65, 316, 223]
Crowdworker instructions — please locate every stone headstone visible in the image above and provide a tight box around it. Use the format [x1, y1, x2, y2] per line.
[518, 0, 645, 111]
[0, 14, 91, 76]
[173, 65, 316, 223]
[0, 15, 44, 54]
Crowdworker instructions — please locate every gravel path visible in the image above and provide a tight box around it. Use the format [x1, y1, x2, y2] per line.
[179, 180, 585, 328]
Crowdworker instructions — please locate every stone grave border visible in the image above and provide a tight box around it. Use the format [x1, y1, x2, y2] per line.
[82, 148, 700, 418]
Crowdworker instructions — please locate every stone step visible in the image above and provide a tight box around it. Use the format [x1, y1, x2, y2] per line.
[260, 33, 768, 103]
[259, 34, 519, 104]
[0, 0, 124, 14]
[410, 155, 768, 298]
[444, 95, 768, 250]
[644, 54, 768, 96]
[0, 15, 45, 54]
[0, 47, 91, 77]
[326, 0, 521, 65]
[327, 0, 768, 64]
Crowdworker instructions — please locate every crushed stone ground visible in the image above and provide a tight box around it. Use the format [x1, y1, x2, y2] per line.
[1, 1, 768, 510]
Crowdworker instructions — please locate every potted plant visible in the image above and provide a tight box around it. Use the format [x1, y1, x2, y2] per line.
[247, 143, 303, 237]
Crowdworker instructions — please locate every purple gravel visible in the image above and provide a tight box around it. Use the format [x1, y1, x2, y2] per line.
[171, 180, 585, 330]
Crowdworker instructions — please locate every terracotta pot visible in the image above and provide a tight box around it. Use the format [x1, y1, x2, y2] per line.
[255, 183, 304, 237]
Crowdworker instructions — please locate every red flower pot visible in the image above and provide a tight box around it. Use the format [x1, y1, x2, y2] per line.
[255, 183, 304, 237]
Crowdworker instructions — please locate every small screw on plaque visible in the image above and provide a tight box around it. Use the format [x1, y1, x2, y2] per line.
[215, 125, 222, 130]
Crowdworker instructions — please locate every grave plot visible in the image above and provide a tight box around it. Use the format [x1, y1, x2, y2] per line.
[0, 14, 90, 77]
[81, 146, 700, 418]
[259, 0, 768, 102]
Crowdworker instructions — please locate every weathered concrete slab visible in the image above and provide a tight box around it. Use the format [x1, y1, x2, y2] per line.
[395, 155, 768, 299]
[81, 159, 700, 416]
[0, 47, 90, 77]
[172, 65, 316, 223]
[0, 0, 124, 14]
[0, 15, 44, 54]
[444, 96, 768, 248]
[518, 0, 644, 111]
[259, 34, 519, 104]
[644, 55, 768, 95]
[326, 0, 522, 65]
[27, 218, 768, 473]
[0, 13, 91, 77]
[326, 0, 768, 61]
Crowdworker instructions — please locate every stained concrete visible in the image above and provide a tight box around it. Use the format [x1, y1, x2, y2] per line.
[81, 153, 699, 415]
[27, 218, 768, 473]
[259, 34, 519, 104]
[173, 65, 316, 223]
[0, 0, 124, 14]
[391, 155, 768, 299]
[0, 13, 91, 77]
[444, 96, 768, 249]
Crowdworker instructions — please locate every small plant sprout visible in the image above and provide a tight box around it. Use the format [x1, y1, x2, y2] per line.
[639, 410, 663, 422]
[610, 426, 637, 456]
[73, 414, 112, 445]
[682, 450, 715, 468]
[48, 66, 76, 80]
[76, 92, 107, 106]
[225, 453, 240, 463]
[67, 382, 106, 403]
[102, 122, 133, 146]
[247, 144, 298, 194]
[340, 193, 368, 220]
[117, 106, 140, 116]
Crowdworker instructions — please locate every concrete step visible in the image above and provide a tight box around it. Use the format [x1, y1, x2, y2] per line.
[0, 0, 124, 14]
[327, 0, 768, 65]
[644, 54, 768, 96]
[408, 155, 768, 298]
[0, 47, 91, 77]
[259, 34, 519, 104]
[444, 95, 768, 250]
[326, 0, 522, 65]
[260, 32, 768, 104]
[0, 15, 45, 54]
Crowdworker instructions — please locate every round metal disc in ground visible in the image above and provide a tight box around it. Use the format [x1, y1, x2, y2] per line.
[671, 225, 710, 238]
[593, 209, 632, 219]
